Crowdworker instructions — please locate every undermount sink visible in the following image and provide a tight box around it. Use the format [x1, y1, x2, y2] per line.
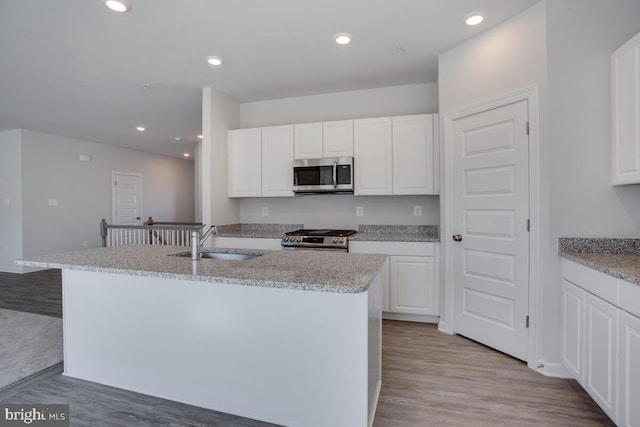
[200, 252, 261, 261]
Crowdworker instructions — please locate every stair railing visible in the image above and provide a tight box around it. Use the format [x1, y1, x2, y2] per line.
[100, 217, 204, 248]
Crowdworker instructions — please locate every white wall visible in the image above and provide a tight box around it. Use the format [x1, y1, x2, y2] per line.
[236, 84, 440, 228]
[19, 130, 194, 259]
[240, 83, 438, 128]
[0, 130, 24, 272]
[201, 88, 241, 228]
[545, 0, 640, 357]
[438, 2, 550, 364]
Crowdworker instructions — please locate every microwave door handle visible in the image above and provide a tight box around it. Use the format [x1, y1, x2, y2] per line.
[333, 161, 337, 188]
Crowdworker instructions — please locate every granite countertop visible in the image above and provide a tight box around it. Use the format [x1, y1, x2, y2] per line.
[559, 238, 640, 286]
[215, 223, 303, 239]
[350, 225, 440, 242]
[16, 245, 386, 294]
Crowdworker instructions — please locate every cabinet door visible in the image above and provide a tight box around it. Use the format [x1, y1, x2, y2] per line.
[323, 120, 353, 157]
[389, 256, 436, 315]
[392, 114, 435, 195]
[354, 117, 392, 195]
[561, 280, 585, 384]
[262, 125, 294, 197]
[612, 32, 640, 185]
[584, 292, 619, 422]
[294, 123, 323, 159]
[228, 128, 262, 197]
[619, 311, 640, 427]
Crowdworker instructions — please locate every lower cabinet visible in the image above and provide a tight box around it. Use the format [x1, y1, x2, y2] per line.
[349, 241, 439, 321]
[389, 256, 436, 315]
[619, 311, 640, 427]
[561, 259, 640, 426]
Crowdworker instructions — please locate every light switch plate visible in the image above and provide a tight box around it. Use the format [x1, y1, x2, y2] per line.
[261, 206, 269, 216]
[48, 199, 58, 207]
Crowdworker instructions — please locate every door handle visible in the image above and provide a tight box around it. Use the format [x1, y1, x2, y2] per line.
[452, 234, 463, 242]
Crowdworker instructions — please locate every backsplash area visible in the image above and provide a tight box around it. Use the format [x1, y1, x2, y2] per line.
[239, 195, 439, 229]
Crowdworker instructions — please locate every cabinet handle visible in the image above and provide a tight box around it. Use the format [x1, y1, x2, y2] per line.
[452, 234, 463, 242]
[332, 161, 337, 188]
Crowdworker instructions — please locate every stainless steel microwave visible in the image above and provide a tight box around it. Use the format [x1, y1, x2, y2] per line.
[293, 157, 354, 194]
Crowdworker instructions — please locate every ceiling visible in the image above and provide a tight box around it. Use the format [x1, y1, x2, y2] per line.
[0, 0, 540, 159]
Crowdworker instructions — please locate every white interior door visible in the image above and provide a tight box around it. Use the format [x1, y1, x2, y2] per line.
[112, 172, 142, 225]
[452, 100, 530, 361]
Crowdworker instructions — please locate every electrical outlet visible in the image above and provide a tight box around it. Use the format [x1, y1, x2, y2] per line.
[48, 199, 58, 207]
[356, 206, 364, 217]
[413, 206, 422, 216]
[83, 241, 89, 248]
[261, 206, 269, 216]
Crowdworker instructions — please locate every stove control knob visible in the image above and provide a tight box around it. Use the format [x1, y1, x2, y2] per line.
[340, 238, 345, 244]
[297, 237, 303, 242]
[333, 238, 338, 243]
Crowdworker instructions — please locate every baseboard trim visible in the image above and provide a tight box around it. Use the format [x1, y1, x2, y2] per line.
[382, 312, 439, 324]
[534, 360, 572, 378]
[0, 362, 64, 400]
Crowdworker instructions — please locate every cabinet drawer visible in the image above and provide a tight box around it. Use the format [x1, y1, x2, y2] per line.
[562, 260, 618, 306]
[620, 279, 640, 318]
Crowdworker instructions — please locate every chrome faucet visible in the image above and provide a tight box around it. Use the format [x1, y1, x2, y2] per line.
[191, 225, 217, 260]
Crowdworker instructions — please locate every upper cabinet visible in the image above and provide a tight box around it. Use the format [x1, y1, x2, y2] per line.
[393, 114, 437, 195]
[294, 120, 353, 159]
[354, 117, 393, 195]
[228, 126, 294, 198]
[354, 114, 439, 196]
[612, 31, 640, 185]
[228, 128, 262, 198]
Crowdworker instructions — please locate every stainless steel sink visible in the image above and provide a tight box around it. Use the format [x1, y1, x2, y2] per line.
[200, 252, 261, 261]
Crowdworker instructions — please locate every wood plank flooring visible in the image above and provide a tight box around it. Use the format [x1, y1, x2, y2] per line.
[0, 269, 62, 317]
[0, 269, 614, 426]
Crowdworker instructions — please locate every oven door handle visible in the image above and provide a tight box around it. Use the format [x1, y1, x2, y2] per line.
[332, 161, 337, 188]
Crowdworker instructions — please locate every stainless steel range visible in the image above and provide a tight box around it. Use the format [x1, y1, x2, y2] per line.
[281, 229, 357, 252]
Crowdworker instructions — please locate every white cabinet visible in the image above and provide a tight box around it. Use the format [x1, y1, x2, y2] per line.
[228, 126, 294, 198]
[393, 114, 437, 195]
[228, 128, 262, 197]
[354, 117, 393, 195]
[612, 31, 640, 185]
[619, 310, 640, 427]
[560, 259, 640, 425]
[294, 120, 353, 159]
[349, 240, 438, 320]
[561, 280, 584, 383]
[323, 120, 353, 157]
[354, 114, 439, 196]
[584, 292, 618, 420]
[389, 256, 436, 316]
[262, 125, 294, 197]
[294, 123, 323, 159]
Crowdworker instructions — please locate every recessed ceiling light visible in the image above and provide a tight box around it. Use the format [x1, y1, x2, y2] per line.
[464, 12, 484, 26]
[174, 137, 182, 141]
[197, 135, 203, 139]
[206, 56, 223, 66]
[334, 32, 352, 45]
[136, 126, 145, 132]
[183, 153, 190, 158]
[104, 0, 130, 13]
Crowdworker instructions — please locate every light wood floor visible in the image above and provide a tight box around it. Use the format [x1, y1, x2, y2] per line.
[0, 270, 613, 426]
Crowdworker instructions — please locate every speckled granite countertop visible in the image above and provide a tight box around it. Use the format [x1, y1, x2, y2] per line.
[350, 225, 440, 242]
[16, 245, 386, 293]
[216, 223, 303, 239]
[559, 238, 640, 286]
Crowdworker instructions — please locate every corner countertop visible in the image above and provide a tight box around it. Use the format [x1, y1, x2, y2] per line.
[16, 245, 386, 294]
[351, 225, 440, 242]
[559, 238, 640, 286]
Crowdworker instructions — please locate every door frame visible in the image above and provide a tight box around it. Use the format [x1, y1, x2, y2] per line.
[111, 171, 143, 225]
[440, 85, 541, 371]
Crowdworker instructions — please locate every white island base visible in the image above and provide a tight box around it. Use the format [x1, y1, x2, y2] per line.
[62, 269, 382, 427]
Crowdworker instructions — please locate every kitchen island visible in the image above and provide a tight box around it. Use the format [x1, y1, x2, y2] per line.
[17, 245, 386, 427]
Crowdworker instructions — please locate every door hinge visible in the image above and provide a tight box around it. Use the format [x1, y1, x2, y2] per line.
[526, 219, 530, 232]
[526, 315, 530, 328]
[525, 121, 530, 135]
